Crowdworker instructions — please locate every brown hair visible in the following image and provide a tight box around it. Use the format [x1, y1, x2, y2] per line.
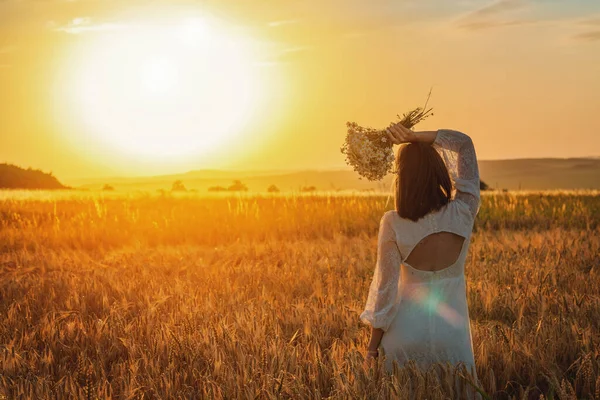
[394, 142, 452, 221]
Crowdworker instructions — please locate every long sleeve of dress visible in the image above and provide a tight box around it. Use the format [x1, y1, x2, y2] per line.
[433, 129, 481, 218]
[360, 212, 403, 332]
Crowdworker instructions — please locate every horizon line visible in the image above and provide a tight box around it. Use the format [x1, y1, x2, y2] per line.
[58, 155, 600, 182]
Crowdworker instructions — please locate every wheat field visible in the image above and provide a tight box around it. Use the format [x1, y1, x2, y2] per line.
[1, 191, 599, 399]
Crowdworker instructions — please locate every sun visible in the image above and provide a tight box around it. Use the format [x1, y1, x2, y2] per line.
[63, 16, 264, 160]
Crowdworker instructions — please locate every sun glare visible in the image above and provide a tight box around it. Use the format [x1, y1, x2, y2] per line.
[141, 58, 179, 95]
[62, 16, 264, 159]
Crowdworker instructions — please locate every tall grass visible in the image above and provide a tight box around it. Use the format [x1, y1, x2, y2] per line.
[1, 191, 599, 399]
[1, 191, 598, 251]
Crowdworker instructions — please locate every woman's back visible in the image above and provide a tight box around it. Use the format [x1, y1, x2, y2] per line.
[387, 185, 478, 278]
[405, 231, 465, 272]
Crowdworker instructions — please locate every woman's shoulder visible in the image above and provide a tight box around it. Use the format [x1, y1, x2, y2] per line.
[380, 210, 396, 226]
[383, 201, 473, 225]
[381, 209, 419, 229]
[436, 199, 476, 233]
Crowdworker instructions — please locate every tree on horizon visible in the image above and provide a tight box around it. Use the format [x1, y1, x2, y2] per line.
[171, 180, 187, 192]
[228, 180, 248, 192]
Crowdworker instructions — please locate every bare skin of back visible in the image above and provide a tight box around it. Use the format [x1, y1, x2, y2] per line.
[404, 232, 465, 272]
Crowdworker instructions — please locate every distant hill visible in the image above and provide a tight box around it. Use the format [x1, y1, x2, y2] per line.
[65, 158, 600, 192]
[0, 164, 69, 189]
[478, 158, 600, 190]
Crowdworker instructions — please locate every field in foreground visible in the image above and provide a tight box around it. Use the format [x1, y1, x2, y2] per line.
[1, 191, 600, 399]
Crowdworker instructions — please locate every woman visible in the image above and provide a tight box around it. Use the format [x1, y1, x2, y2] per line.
[360, 124, 480, 378]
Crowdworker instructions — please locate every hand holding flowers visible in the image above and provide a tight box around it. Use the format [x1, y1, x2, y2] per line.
[385, 122, 418, 145]
[340, 91, 434, 181]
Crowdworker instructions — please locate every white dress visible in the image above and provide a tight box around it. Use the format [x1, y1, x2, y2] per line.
[360, 129, 481, 376]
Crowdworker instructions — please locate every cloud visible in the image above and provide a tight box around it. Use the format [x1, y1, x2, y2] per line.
[280, 45, 312, 54]
[570, 15, 600, 42]
[577, 17, 600, 27]
[465, 0, 524, 19]
[252, 44, 313, 67]
[572, 30, 600, 41]
[459, 18, 534, 31]
[455, 0, 531, 31]
[53, 17, 126, 34]
[267, 19, 299, 28]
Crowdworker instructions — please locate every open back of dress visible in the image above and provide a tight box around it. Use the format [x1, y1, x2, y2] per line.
[404, 232, 466, 272]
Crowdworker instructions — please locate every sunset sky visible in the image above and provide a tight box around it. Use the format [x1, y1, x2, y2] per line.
[1, 0, 599, 180]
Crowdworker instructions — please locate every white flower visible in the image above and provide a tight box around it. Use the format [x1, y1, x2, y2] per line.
[340, 123, 394, 181]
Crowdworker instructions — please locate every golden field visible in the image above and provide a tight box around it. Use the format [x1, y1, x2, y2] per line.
[1, 191, 600, 399]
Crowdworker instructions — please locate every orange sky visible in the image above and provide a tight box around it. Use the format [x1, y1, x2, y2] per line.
[1, 0, 599, 179]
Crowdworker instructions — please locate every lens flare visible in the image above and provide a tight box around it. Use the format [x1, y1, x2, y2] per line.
[409, 286, 464, 328]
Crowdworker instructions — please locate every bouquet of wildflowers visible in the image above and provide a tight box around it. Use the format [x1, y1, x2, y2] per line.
[340, 92, 434, 181]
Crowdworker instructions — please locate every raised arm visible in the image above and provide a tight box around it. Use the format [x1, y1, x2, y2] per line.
[385, 125, 481, 217]
[360, 212, 402, 341]
[431, 129, 480, 217]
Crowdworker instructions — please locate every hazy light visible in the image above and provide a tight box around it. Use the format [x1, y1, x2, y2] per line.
[60, 15, 265, 159]
[177, 18, 211, 45]
[141, 58, 179, 95]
